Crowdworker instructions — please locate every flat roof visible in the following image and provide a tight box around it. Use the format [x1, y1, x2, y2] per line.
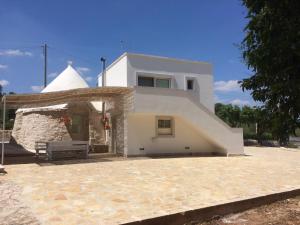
[102, 52, 211, 76]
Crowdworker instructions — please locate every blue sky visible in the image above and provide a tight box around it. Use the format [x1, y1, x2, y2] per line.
[0, 0, 254, 106]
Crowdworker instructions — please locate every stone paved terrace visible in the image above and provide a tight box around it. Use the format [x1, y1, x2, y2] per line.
[0, 147, 300, 225]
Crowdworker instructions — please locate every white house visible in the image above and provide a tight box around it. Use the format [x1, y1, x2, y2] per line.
[10, 52, 243, 157]
[98, 53, 244, 156]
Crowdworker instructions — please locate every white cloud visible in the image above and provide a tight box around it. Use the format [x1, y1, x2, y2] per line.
[0, 49, 32, 57]
[0, 64, 8, 69]
[31, 85, 43, 92]
[230, 99, 250, 106]
[84, 76, 93, 82]
[76, 67, 90, 74]
[0, 80, 9, 87]
[48, 72, 58, 78]
[214, 80, 240, 92]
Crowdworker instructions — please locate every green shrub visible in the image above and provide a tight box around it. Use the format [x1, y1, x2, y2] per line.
[243, 132, 274, 140]
[243, 132, 257, 140]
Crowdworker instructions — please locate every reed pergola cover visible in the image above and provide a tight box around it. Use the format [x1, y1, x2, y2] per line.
[3, 87, 133, 108]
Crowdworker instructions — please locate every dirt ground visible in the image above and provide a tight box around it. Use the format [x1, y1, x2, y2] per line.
[195, 196, 300, 225]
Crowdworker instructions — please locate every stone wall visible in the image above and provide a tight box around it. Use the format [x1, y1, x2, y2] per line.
[11, 94, 134, 155]
[12, 102, 99, 151]
[12, 110, 71, 151]
[113, 91, 134, 156]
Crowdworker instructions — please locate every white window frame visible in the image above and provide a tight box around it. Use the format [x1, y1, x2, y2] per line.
[155, 116, 175, 137]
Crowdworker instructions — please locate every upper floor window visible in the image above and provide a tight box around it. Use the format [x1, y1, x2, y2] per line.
[156, 78, 170, 88]
[138, 76, 170, 88]
[138, 76, 154, 87]
[187, 79, 194, 90]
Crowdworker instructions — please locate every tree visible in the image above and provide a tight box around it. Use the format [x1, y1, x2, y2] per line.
[240, 105, 255, 127]
[240, 0, 300, 145]
[215, 103, 241, 127]
[0, 90, 16, 130]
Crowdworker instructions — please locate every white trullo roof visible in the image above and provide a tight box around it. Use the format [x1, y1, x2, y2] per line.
[17, 65, 91, 113]
[42, 65, 88, 93]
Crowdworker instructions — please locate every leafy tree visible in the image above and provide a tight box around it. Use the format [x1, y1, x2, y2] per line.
[0, 90, 16, 130]
[240, 0, 300, 145]
[240, 105, 255, 126]
[215, 103, 241, 127]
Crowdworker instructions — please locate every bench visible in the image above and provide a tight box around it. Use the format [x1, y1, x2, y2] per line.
[46, 141, 89, 160]
[34, 141, 47, 158]
[35, 141, 48, 158]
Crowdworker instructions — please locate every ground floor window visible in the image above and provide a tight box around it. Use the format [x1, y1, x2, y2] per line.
[156, 116, 174, 136]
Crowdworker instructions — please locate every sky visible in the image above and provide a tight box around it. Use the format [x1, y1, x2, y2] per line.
[0, 0, 254, 106]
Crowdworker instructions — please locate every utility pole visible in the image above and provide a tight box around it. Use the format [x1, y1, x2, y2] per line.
[42, 43, 47, 87]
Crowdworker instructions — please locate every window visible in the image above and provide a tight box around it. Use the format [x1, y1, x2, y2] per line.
[156, 78, 170, 88]
[71, 115, 83, 134]
[138, 76, 154, 87]
[156, 117, 174, 136]
[138, 75, 171, 88]
[187, 79, 194, 90]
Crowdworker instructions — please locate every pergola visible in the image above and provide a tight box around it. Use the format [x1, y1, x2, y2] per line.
[1, 87, 133, 167]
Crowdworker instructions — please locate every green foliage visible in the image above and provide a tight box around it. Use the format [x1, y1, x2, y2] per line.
[215, 103, 241, 127]
[215, 103, 275, 141]
[240, 0, 300, 145]
[243, 132, 273, 140]
[0, 89, 16, 130]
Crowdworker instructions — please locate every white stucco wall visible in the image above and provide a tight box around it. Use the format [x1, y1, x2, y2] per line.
[101, 53, 215, 112]
[126, 54, 214, 112]
[127, 114, 221, 156]
[98, 55, 128, 87]
[129, 87, 244, 155]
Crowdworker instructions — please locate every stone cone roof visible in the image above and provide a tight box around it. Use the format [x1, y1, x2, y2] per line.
[17, 65, 90, 113]
[42, 65, 89, 93]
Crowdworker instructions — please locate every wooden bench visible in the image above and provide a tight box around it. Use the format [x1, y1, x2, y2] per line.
[35, 141, 48, 158]
[46, 141, 89, 160]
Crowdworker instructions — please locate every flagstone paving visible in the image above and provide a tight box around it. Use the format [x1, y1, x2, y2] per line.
[1, 147, 300, 225]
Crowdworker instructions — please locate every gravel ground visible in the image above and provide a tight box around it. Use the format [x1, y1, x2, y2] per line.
[194, 196, 300, 225]
[0, 180, 39, 225]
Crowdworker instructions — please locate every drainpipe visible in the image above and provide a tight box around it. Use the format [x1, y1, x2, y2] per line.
[1, 95, 6, 167]
[100, 57, 107, 144]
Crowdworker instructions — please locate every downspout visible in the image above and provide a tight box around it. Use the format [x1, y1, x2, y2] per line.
[100, 57, 107, 144]
[1, 95, 6, 168]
